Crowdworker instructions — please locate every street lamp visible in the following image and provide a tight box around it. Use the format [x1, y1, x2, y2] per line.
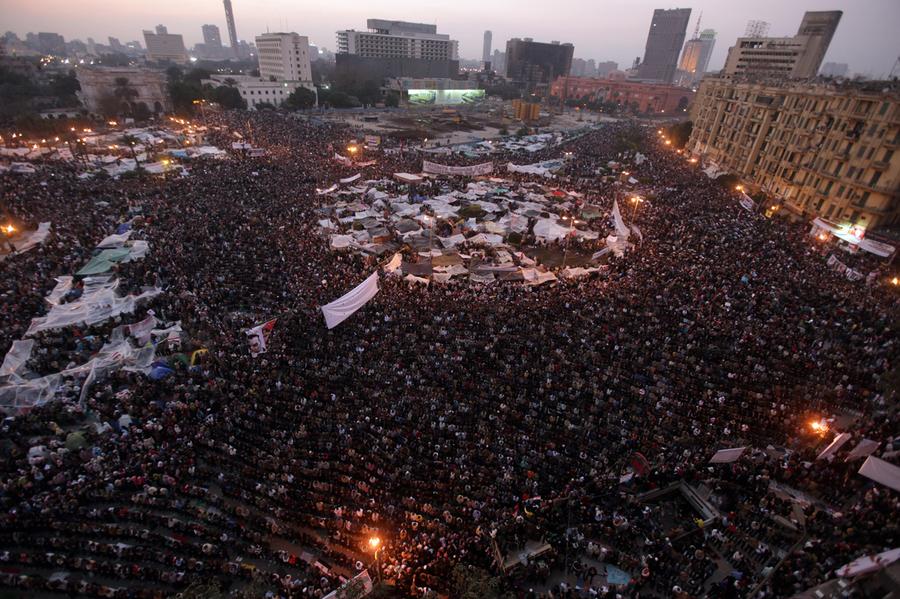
[3, 224, 16, 253]
[735, 185, 744, 192]
[630, 196, 644, 220]
[368, 537, 382, 583]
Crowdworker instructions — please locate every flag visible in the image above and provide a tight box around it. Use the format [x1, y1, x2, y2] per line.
[321, 272, 380, 329]
[247, 319, 277, 357]
[629, 452, 650, 476]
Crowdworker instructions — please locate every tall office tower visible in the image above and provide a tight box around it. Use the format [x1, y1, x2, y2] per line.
[678, 28, 716, 86]
[820, 62, 848, 77]
[202, 24, 223, 48]
[745, 20, 771, 38]
[793, 11, 842, 79]
[638, 8, 692, 83]
[255, 32, 312, 81]
[482, 30, 492, 66]
[223, 0, 239, 57]
[505, 38, 574, 94]
[155, 25, 168, 35]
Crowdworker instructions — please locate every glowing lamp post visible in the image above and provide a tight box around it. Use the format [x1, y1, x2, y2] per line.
[368, 536, 382, 583]
[3, 224, 16, 253]
[630, 195, 645, 220]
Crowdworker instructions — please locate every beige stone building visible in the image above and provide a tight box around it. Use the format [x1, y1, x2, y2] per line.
[689, 77, 900, 231]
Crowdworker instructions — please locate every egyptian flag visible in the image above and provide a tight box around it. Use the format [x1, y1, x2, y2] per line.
[630, 452, 651, 477]
[247, 319, 277, 357]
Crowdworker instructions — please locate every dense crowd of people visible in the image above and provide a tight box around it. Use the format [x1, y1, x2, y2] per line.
[1, 111, 898, 599]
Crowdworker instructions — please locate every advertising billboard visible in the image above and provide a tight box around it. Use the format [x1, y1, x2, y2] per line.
[408, 89, 486, 106]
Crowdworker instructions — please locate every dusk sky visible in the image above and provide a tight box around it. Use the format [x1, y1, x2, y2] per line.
[4, 0, 899, 77]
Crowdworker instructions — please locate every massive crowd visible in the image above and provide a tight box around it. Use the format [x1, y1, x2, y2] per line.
[0, 111, 898, 599]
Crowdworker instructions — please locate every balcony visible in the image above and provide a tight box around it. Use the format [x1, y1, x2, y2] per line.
[850, 201, 894, 215]
[871, 160, 890, 170]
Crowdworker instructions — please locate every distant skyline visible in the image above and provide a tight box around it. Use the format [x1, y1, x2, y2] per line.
[4, 0, 899, 77]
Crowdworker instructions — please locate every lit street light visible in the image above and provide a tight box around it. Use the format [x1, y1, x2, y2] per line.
[368, 537, 382, 583]
[630, 195, 645, 220]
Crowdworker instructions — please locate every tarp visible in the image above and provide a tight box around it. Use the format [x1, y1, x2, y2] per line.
[321, 272, 380, 329]
[534, 219, 571, 242]
[858, 456, 900, 492]
[97, 230, 133, 249]
[709, 447, 747, 463]
[423, 160, 493, 177]
[845, 439, 880, 462]
[506, 160, 563, 178]
[12, 222, 52, 253]
[26, 286, 162, 336]
[0, 339, 34, 380]
[816, 432, 852, 461]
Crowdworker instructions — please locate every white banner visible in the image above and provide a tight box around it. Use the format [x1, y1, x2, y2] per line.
[422, 160, 493, 177]
[321, 272, 380, 329]
[340, 174, 361, 184]
[334, 153, 352, 166]
[323, 570, 373, 599]
[611, 199, 630, 239]
[845, 439, 880, 462]
[816, 432, 851, 461]
[858, 456, 900, 492]
[739, 193, 756, 212]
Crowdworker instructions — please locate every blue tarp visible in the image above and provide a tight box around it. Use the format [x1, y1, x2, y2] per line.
[606, 565, 631, 585]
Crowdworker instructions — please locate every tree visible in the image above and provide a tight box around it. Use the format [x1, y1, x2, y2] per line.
[113, 77, 138, 116]
[283, 87, 317, 110]
[254, 101, 276, 111]
[206, 85, 246, 110]
[384, 91, 400, 108]
[120, 134, 143, 174]
[450, 565, 512, 599]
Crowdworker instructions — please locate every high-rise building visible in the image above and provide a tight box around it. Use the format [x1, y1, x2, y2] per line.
[223, 0, 239, 57]
[37, 32, 66, 56]
[596, 61, 618, 77]
[108, 37, 125, 53]
[337, 20, 458, 61]
[202, 25, 223, 48]
[505, 38, 574, 94]
[638, 8, 692, 84]
[821, 62, 849, 78]
[334, 20, 459, 89]
[792, 11, 842, 80]
[723, 11, 842, 80]
[143, 27, 189, 64]
[482, 30, 492, 67]
[492, 49, 506, 74]
[677, 29, 716, 87]
[255, 32, 312, 82]
[745, 20, 770, 38]
[688, 77, 900, 230]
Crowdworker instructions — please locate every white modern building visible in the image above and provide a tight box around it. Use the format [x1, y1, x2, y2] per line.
[254, 32, 312, 82]
[336, 19, 458, 61]
[143, 25, 189, 64]
[203, 75, 315, 110]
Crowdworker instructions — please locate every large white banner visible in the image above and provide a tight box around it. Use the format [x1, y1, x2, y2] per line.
[858, 456, 900, 492]
[321, 272, 380, 329]
[422, 160, 493, 177]
[611, 199, 630, 239]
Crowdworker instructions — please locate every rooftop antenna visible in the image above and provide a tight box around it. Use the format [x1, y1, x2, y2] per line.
[692, 11, 702, 39]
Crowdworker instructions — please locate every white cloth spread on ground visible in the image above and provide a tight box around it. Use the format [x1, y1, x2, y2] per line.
[321, 272, 380, 329]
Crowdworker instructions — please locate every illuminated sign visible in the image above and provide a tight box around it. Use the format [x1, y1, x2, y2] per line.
[408, 89, 486, 106]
